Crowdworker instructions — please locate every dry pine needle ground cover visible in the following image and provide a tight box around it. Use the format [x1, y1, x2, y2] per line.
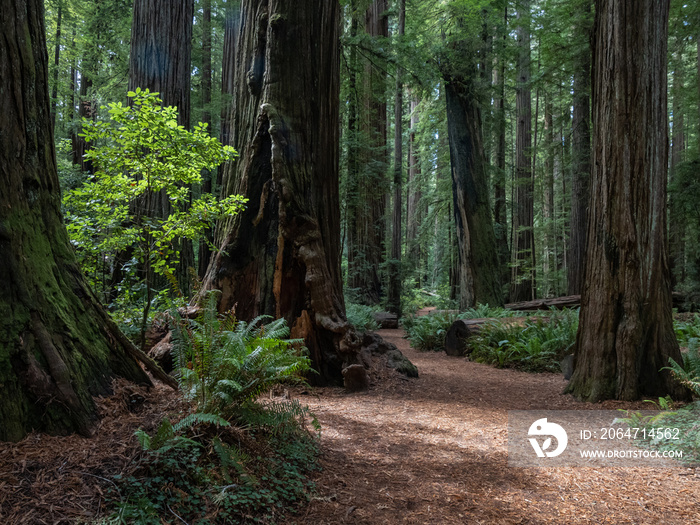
[1, 317, 699, 524]
[297, 326, 700, 525]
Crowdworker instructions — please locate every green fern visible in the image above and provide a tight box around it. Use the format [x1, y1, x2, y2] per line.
[173, 412, 230, 432]
[664, 344, 700, 397]
[171, 290, 313, 417]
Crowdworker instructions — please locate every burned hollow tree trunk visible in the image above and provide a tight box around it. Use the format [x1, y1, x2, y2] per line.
[201, 0, 359, 385]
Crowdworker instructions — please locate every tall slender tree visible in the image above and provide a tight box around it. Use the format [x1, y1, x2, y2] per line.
[442, 20, 503, 308]
[387, 0, 405, 316]
[567, 0, 592, 296]
[346, 0, 388, 305]
[510, 0, 535, 301]
[198, 0, 214, 278]
[566, 0, 686, 401]
[492, 0, 509, 290]
[0, 0, 151, 442]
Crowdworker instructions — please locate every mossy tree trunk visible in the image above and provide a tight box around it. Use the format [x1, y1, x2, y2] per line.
[443, 50, 503, 309]
[201, 0, 357, 385]
[387, 0, 405, 317]
[0, 0, 152, 442]
[565, 0, 686, 402]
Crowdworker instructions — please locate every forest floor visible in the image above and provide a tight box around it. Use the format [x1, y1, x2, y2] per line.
[2, 310, 699, 524]
[297, 309, 700, 525]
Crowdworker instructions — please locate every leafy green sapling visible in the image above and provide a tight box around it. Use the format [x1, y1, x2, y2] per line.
[64, 88, 246, 348]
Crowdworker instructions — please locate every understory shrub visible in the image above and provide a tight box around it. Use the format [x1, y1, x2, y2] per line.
[402, 311, 458, 352]
[103, 290, 321, 523]
[108, 404, 320, 524]
[665, 343, 700, 397]
[170, 290, 313, 417]
[345, 302, 380, 333]
[403, 304, 534, 352]
[469, 308, 578, 372]
[674, 315, 700, 348]
[617, 400, 700, 466]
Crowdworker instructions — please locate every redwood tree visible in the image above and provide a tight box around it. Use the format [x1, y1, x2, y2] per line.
[346, 0, 389, 305]
[443, 41, 503, 308]
[566, 0, 686, 401]
[387, 0, 405, 316]
[0, 0, 151, 442]
[567, 0, 592, 296]
[200, 0, 356, 385]
[510, 0, 535, 302]
[128, 0, 195, 293]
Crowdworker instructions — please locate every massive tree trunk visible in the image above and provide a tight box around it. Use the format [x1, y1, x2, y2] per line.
[443, 47, 503, 309]
[387, 0, 405, 316]
[129, 0, 195, 294]
[346, 0, 388, 305]
[220, 0, 239, 151]
[0, 0, 152, 442]
[568, 0, 592, 296]
[510, 0, 535, 302]
[129, 0, 193, 128]
[565, 0, 686, 402]
[200, 0, 356, 385]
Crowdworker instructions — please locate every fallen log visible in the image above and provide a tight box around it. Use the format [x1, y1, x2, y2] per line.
[504, 292, 692, 312]
[444, 317, 546, 357]
[505, 295, 580, 312]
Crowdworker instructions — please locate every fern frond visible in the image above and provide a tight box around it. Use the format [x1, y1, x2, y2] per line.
[173, 412, 230, 432]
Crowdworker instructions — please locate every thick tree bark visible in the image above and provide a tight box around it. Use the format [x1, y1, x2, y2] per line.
[346, 0, 388, 305]
[201, 0, 357, 385]
[565, 0, 686, 402]
[0, 0, 152, 442]
[220, 0, 240, 150]
[568, 1, 592, 296]
[510, 0, 535, 302]
[443, 50, 503, 308]
[129, 0, 193, 128]
[387, 0, 405, 316]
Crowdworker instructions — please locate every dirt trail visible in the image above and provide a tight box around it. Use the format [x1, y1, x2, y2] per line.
[298, 326, 700, 524]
